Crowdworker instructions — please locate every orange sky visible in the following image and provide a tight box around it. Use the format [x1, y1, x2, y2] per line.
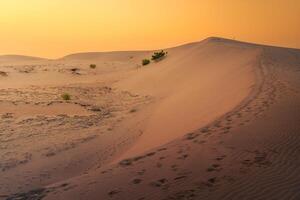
[0, 0, 299, 58]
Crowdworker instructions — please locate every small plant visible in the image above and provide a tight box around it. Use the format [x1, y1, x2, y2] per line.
[70, 68, 79, 72]
[70, 68, 80, 75]
[61, 93, 71, 101]
[142, 59, 150, 66]
[0, 71, 8, 77]
[130, 108, 137, 113]
[90, 64, 96, 69]
[151, 50, 168, 61]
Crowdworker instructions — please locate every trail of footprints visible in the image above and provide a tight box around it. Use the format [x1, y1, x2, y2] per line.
[5, 53, 294, 200]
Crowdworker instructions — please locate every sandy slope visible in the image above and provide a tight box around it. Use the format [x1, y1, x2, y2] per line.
[116, 38, 258, 157]
[1, 38, 300, 200]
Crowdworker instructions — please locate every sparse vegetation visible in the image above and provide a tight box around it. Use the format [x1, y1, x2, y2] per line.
[151, 50, 168, 61]
[140, 50, 168, 66]
[70, 68, 80, 75]
[90, 64, 97, 69]
[130, 108, 137, 113]
[70, 68, 79, 72]
[61, 93, 71, 101]
[142, 59, 150, 66]
[0, 71, 8, 77]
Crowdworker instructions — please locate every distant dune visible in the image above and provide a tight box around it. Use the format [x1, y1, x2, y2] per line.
[60, 51, 151, 62]
[0, 55, 48, 64]
[1, 37, 300, 200]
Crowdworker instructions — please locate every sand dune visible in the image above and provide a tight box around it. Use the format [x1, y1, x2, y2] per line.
[1, 37, 300, 200]
[61, 51, 150, 62]
[116, 38, 259, 158]
[0, 55, 48, 64]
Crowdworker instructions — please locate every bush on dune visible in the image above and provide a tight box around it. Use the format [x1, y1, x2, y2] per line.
[151, 50, 168, 61]
[142, 59, 150, 66]
[90, 64, 96, 69]
[61, 93, 71, 101]
[140, 50, 168, 67]
[0, 71, 8, 77]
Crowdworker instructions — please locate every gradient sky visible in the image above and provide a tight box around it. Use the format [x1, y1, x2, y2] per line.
[0, 0, 299, 58]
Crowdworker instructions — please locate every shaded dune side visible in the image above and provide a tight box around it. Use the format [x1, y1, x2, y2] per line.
[204, 47, 300, 200]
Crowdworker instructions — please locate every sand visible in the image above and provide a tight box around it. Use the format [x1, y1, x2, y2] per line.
[1, 37, 300, 200]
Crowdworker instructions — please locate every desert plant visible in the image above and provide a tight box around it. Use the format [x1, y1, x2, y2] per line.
[0, 71, 8, 77]
[70, 68, 79, 72]
[90, 64, 96, 69]
[130, 108, 137, 113]
[142, 59, 150, 66]
[151, 50, 168, 61]
[61, 93, 71, 101]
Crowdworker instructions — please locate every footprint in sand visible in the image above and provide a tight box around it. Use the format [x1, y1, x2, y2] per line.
[207, 164, 222, 172]
[137, 169, 146, 175]
[215, 155, 226, 161]
[108, 189, 121, 197]
[177, 154, 189, 160]
[132, 178, 142, 184]
[150, 178, 168, 188]
[171, 164, 179, 171]
[184, 132, 199, 140]
[202, 177, 218, 187]
[174, 175, 187, 181]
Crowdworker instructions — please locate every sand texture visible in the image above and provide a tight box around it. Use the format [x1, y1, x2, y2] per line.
[1, 37, 300, 200]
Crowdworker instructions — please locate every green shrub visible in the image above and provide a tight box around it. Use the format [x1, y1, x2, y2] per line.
[61, 93, 71, 101]
[151, 50, 168, 61]
[142, 59, 150, 66]
[90, 64, 96, 69]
